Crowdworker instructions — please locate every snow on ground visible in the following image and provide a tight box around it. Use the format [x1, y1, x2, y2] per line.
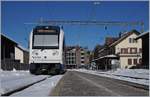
[1, 70, 34, 83]
[106, 69, 149, 80]
[0, 70, 48, 95]
[72, 69, 149, 86]
[12, 75, 63, 96]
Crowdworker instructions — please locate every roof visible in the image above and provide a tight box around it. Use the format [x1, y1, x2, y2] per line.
[17, 45, 29, 52]
[105, 37, 119, 45]
[135, 31, 149, 40]
[1, 33, 18, 45]
[109, 30, 140, 47]
[92, 54, 118, 62]
[1, 33, 29, 52]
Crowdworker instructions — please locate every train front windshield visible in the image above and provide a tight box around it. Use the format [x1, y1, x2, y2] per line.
[33, 34, 59, 49]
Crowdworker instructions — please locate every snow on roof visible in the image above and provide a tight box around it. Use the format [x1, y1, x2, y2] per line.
[92, 54, 118, 61]
[104, 54, 118, 58]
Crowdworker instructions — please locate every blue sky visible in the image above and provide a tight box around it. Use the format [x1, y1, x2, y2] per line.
[1, 1, 149, 50]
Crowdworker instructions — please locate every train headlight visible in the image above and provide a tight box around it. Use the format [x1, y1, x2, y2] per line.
[53, 51, 59, 56]
[32, 51, 38, 55]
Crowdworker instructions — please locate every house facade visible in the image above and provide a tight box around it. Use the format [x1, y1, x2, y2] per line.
[112, 31, 142, 68]
[93, 30, 142, 70]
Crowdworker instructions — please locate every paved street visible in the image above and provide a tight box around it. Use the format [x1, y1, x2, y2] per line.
[51, 71, 149, 96]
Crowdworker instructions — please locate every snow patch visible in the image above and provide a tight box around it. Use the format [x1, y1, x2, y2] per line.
[12, 75, 63, 96]
[0, 70, 48, 95]
[73, 69, 149, 86]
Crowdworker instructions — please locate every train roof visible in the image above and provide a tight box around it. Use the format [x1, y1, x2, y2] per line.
[33, 25, 60, 30]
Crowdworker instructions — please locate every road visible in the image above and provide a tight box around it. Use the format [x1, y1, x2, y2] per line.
[51, 71, 149, 96]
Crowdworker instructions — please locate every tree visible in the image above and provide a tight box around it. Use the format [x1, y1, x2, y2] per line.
[93, 44, 104, 59]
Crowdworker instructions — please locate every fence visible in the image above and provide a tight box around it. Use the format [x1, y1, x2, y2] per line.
[1, 59, 29, 70]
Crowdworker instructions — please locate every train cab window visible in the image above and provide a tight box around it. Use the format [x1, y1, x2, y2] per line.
[33, 34, 59, 49]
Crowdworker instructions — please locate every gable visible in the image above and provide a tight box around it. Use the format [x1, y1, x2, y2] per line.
[116, 33, 140, 47]
[109, 31, 140, 47]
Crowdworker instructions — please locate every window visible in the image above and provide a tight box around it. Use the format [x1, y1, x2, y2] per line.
[128, 59, 132, 65]
[129, 38, 137, 43]
[81, 60, 84, 63]
[129, 38, 132, 43]
[130, 48, 137, 54]
[72, 53, 74, 56]
[133, 59, 137, 64]
[33, 34, 59, 47]
[81, 57, 84, 59]
[139, 48, 142, 53]
[121, 48, 128, 54]
[81, 52, 84, 55]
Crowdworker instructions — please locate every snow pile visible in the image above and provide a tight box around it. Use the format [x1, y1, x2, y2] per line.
[12, 75, 63, 96]
[0, 70, 48, 95]
[107, 69, 149, 80]
[73, 69, 149, 86]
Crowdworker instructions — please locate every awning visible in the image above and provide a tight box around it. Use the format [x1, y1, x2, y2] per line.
[92, 54, 118, 62]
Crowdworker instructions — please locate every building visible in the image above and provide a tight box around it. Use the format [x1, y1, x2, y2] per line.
[1, 34, 17, 61]
[65, 46, 77, 69]
[65, 46, 90, 69]
[136, 32, 149, 69]
[15, 45, 29, 64]
[1, 34, 29, 70]
[92, 37, 119, 70]
[93, 30, 142, 70]
[110, 30, 142, 69]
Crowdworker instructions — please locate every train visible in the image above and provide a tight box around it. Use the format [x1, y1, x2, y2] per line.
[29, 25, 66, 75]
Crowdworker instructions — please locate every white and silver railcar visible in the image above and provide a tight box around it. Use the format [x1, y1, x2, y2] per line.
[29, 26, 65, 74]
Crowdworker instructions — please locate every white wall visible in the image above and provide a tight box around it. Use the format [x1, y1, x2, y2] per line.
[15, 47, 24, 63]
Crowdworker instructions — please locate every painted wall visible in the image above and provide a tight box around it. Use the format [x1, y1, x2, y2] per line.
[115, 33, 142, 68]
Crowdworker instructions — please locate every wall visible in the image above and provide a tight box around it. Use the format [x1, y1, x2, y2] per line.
[115, 33, 142, 68]
[142, 33, 149, 68]
[23, 51, 29, 64]
[15, 47, 24, 63]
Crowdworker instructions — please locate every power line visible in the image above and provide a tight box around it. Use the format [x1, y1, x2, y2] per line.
[24, 20, 144, 33]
